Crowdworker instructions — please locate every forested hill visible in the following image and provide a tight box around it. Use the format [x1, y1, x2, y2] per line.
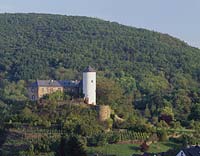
[0, 13, 199, 87]
[1, 13, 200, 155]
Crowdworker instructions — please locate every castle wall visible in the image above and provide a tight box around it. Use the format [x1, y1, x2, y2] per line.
[38, 86, 64, 99]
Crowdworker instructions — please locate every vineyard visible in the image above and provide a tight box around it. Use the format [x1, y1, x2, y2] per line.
[111, 130, 149, 142]
[6, 122, 195, 142]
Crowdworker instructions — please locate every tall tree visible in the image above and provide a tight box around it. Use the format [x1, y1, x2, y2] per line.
[58, 136, 87, 156]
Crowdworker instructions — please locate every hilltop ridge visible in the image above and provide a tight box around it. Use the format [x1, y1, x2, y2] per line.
[0, 13, 199, 82]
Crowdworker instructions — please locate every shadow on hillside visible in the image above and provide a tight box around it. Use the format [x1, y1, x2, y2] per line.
[0, 129, 8, 155]
[129, 145, 140, 151]
[0, 130, 29, 155]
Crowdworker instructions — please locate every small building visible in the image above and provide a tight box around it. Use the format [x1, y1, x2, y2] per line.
[28, 66, 96, 105]
[176, 146, 200, 156]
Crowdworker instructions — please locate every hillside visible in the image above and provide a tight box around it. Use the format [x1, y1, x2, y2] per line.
[0, 13, 200, 156]
[0, 13, 200, 119]
[0, 13, 199, 81]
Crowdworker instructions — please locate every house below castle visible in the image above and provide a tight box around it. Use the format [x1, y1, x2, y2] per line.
[28, 66, 96, 105]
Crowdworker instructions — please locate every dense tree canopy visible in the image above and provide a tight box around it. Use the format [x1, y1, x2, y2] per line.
[0, 13, 199, 134]
[0, 13, 199, 123]
[0, 13, 199, 83]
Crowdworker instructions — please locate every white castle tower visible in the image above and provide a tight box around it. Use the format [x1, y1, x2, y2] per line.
[83, 66, 96, 105]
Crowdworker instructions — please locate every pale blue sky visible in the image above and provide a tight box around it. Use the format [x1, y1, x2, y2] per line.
[0, 0, 199, 48]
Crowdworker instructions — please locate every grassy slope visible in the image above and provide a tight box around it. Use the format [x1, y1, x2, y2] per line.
[87, 141, 180, 156]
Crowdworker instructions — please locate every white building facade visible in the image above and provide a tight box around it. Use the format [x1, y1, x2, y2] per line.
[82, 66, 96, 105]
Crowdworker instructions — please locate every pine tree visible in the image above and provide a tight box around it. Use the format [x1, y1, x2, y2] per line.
[144, 105, 151, 118]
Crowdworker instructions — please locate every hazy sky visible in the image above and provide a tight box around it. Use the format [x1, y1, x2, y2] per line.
[0, 0, 199, 48]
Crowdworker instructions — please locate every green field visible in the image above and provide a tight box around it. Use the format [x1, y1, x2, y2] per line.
[87, 141, 180, 156]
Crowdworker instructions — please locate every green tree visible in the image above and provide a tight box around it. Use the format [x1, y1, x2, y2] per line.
[139, 72, 170, 94]
[144, 106, 151, 118]
[157, 129, 168, 141]
[189, 103, 200, 121]
[2, 80, 28, 101]
[116, 75, 137, 94]
[97, 77, 123, 107]
[53, 67, 80, 80]
[59, 136, 87, 156]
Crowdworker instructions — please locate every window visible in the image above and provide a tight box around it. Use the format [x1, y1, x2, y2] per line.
[32, 95, 35, 100]
[91, 80, 93, 83]
[42, 88, 44, 93]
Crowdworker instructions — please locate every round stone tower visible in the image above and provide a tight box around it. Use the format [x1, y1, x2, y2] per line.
[83, 66, 96, 105]
[98, 105, 111, 121]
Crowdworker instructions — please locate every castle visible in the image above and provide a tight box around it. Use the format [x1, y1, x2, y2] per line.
[28, 66, 96, 105]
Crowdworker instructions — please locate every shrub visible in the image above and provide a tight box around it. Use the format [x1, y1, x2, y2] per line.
[107, 133, 120, 144]
[58, 136, 87, 156]
[87, 133, 108, 146]
[140, 141, 149, 152]
[157, 129, 168, 141]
